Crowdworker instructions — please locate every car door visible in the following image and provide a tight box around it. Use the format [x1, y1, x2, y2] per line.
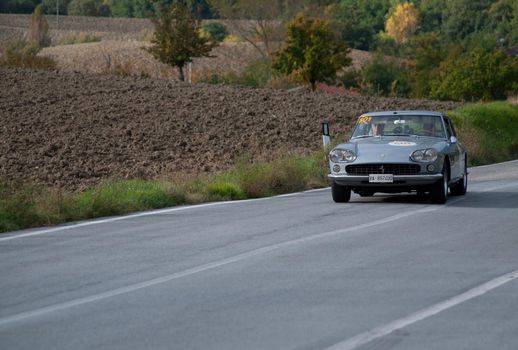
[443, 117, 462, 181]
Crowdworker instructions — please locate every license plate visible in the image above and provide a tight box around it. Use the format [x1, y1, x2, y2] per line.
[369, 174, 394, 183]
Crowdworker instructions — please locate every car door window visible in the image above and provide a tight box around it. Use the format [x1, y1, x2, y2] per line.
[443, 118, 453, 139]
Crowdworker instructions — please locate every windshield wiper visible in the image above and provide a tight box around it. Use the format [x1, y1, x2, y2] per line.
[352, 135, 377, 139]
[383, 133, 416, 137]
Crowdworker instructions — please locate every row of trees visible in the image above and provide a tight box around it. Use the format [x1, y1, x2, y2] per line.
[0, 0, 212, 18]
[334, 0, 517, 52]
[3, 0, 515, 51]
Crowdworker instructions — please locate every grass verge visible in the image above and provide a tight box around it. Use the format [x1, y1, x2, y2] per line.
[448, 101, 518, 165]
[0, 153, 328, 233]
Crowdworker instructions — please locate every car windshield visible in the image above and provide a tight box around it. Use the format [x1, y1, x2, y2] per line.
[351, 114, 447, 139]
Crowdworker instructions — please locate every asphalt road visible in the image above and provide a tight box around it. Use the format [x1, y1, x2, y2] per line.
[1, 160, 518, 350]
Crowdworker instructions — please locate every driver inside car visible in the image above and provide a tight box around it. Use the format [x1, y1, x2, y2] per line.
[370, 122, 384, 136]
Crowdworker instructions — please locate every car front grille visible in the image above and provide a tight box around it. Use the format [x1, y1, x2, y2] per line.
[346, 163, 421, 175]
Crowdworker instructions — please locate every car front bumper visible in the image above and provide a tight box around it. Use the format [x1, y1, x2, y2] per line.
[328, 173, 443, 187]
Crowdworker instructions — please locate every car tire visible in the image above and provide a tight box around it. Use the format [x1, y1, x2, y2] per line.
[430, 165, 449, 204]
[332, 182, 351, 203]
[450, 161, 468, 196]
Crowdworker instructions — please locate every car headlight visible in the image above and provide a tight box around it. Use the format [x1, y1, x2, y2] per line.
[411, 148, 438, 162]
[330, 149, 356, 163]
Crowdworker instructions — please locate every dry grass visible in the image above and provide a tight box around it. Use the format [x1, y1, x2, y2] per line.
[40, 40, 175, 78]
[2, 13, 381, 80]
[40, 38, 379, 81]
[40, 40, 266, 79]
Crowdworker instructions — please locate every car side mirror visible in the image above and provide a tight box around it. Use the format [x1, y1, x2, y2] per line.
[450, 136, 457, 144]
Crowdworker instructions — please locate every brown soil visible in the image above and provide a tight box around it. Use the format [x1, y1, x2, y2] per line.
[0, 66, 460, 191]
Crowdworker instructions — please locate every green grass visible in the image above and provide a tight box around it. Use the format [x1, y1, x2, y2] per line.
[0, 153, 328, 233]
[448, 101, 518, 165]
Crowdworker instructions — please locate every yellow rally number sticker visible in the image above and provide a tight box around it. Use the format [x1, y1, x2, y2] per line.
[357, 116, 372, 124]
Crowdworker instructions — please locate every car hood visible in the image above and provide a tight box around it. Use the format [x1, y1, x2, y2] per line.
[335, 136, 448, 163]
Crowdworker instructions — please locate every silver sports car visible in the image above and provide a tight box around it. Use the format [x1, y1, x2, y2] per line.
[327, 111, 468, 204]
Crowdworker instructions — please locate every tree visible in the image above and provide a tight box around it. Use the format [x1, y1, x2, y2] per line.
[0, 0, 39, 13]
[146, 2, 218, 81]
[27, 4, 51, 48]
[385, 2, 421, 44]
[488, 0, 518, 47]
[67, 0, 110, 16]
[272, 13, 351, 91]
[42, 0, 73, 15]
[430, 48, 518, 101]
[334, 0, 391, 50]
[442, 0, 493, 43]
[360, 54, 410, 97]
[105, 0, 213, 18]
[418, 0, 446, 33]
[406, 32, 444, 97]
[208, 0, 285, 58]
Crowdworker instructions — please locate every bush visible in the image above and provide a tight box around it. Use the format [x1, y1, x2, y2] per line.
[206, 182, 245, 200]
[431, 48, 518, 102]
[194, 60, 271, 88]
[240, 59, 272, 88]
[340, 69, 361, 89]
[193, 70, 239, 85]
[74, 180, 183, 218]
[230, 154, 327, 198]
[223, 34, 242, 43]
[0, 183, 72, 232]
[27, 4, 51, 48]
[1, 40, 56, 70]
[448, 102, 518, 165]
[201, 22, 229, 42]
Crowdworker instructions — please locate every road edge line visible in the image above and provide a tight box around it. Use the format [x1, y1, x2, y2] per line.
[324, 269, 518, 350]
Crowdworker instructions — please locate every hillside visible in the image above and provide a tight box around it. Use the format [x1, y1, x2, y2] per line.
[0, 66, 460, 190]
[1, 13, 394, 79]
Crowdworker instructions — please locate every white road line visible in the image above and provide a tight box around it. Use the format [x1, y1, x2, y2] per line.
[469, 159, 518, 169]
[324, 269, 518, 350]
[0, 188, 328, 242]
[0, 182, 516, 326]
[0, 203, 442, 326]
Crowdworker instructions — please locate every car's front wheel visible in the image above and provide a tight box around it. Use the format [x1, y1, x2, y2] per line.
[430, 165, 449, 204]
[332, 182, 351, 203]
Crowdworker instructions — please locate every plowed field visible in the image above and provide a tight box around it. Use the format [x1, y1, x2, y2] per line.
[0, 66, 460, 190]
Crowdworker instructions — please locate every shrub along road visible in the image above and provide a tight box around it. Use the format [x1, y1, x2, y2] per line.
[1, 160, 517, 350]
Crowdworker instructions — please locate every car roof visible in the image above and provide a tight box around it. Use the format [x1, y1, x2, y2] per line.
[358, 111, 444, 118]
